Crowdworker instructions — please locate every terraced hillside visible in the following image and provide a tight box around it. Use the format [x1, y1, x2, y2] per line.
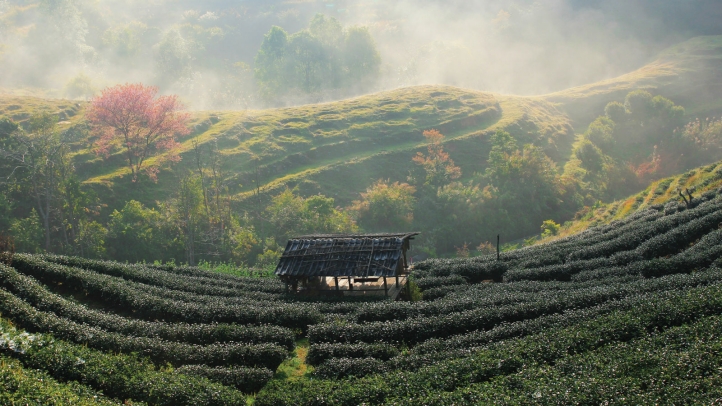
[545, 160, 722, 241]
[3, 186, 722, 404]
[3, 36, 721, 211]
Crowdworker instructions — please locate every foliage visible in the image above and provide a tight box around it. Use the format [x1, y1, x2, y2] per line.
[63, 72, 96, 99]
[254, 14, 380, 103]
[350, 179, 416, 232]
[0, 318, 248, 404]
[412, 129, 461, 189]
[0, 233, 13, 265]
[10, 210, 43, 254]
[0, 355, 121, 405]
[87, 83, 190, 182]
[106, 200, 183, 263]
[2, 186, 722, 403]
[265, 189, 356, 243]
[568, 90, 695, 202]
[0, 113, 73, 251]
[683, 116, 722, 159]
[540, 219, 560, 238]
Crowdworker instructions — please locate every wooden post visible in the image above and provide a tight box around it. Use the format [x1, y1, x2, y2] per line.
[334, 276, 339, 291]
[497, 234, 500, 261]
[383, 276, 388, 297]
[349, 277, 353, 291]
[396, 275, 399, 287]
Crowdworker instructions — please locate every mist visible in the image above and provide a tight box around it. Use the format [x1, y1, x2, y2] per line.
[1, 0, 720, 109]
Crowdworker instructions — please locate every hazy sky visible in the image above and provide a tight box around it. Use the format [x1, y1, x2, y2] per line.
[1, 0, 719, 107]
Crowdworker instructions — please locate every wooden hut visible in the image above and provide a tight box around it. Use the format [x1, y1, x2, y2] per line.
[275, 232, 418, 297]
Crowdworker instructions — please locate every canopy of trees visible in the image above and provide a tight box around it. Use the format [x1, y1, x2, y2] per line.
[255, 14, 380, 103]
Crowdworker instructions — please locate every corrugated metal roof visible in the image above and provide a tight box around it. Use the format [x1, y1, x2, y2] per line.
[275, 233, 417, 278]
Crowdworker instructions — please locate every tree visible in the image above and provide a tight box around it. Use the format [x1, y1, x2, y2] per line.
[343, 26, 381, 86]
[87, 83, 190, 182]
[10, 209, 43, 253]
[287, 31, 327, 94]
[254, 15, 381, 103]
[174, 174, 204, 265]
[541, 219, 561, 238]
[265, 189, 356, 243]
[254, 26, 289, 100]
[485, 130, 518, 185]
[106, 200, 182, 263]
[485, 131, 565, 236]
[574, 139, 605, 172]
[154, 29, 193, 83]
[585, 116, 615, 152]
[604, 101, 627, 123]
[624, 90, 654, 125]
[350, 179, 416, 231]
[0, 113, 71, 251]
[412, 129, 461, 189]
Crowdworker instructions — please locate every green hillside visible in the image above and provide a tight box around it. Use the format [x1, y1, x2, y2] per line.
[73, 86, 575, 210]
[4, 36, 720, 213]
[2, 35, 722, 263]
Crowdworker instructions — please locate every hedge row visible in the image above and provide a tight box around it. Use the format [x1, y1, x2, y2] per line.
[413, 192, 722, 286]
[504, 203, 722, 282]
[393, 270, 722, 364]
[309, 267, 722, 346]
[0, 263, 295, 349]
[43, 254, 286, 295]
[11, 255, 323, 330]
[255, 282, 722, 405]
[0, 288, 288, 370]
[404, 314, 722, 405]
[309, 274, 722, 379]
[313, 357, 388, 380]
[0, 320, 247, 405]
[306, 342, 400, 366]
[0, 355, 124, 406]
[174, 365, 273, 393]
[412, 275, 468, 291]
[566, 197, 722, 262]
[349, 271, 643, 324]
[557, 228, 722, 282]
[411, 207, 665, 280]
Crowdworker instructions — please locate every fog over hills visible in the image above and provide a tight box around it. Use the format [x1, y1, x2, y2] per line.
[1, 0, 721, 108]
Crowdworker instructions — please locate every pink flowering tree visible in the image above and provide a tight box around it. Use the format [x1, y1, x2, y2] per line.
[87, 83, 190, 182]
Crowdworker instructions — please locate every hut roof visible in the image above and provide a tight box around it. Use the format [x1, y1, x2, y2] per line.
[274, 232, 418, 278]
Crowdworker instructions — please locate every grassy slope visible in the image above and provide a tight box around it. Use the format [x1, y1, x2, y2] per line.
[1, 36, 721, 212]
[545, 160, 722, 242]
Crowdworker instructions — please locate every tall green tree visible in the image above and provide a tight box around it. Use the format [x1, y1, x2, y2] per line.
[343, 26, 380, 87]
[0, 113, 71, 251]
[255, 26, 289, 100]
[254, 14, 381, 103]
